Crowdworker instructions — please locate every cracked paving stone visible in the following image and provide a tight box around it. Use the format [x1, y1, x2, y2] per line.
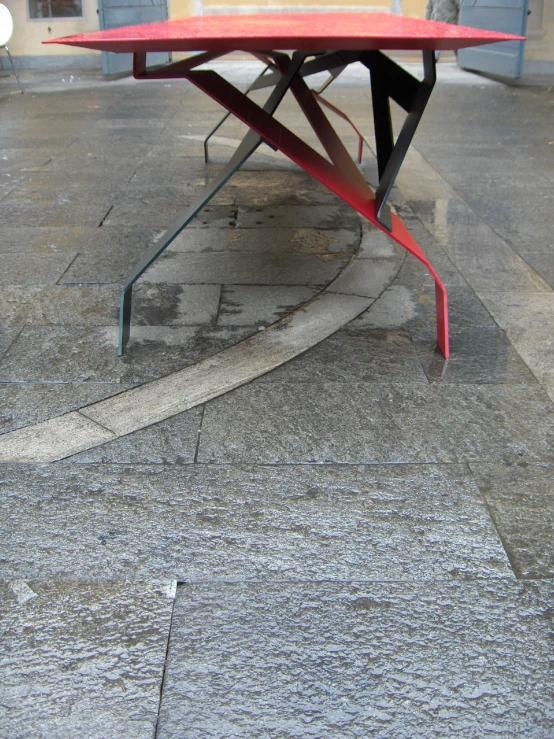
[0, 464, 510, 581]
[0, 580, 174, 739]
[156, 579, 554, 739]
[197, 381, 554, 465]
[470, 462, 554, 579]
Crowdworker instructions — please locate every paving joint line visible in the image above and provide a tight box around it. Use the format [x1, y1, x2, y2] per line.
[0, 221, 402, 462]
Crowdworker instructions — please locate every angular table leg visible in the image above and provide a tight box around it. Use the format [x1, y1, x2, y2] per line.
[118, 51, 306, 355]
[183, 65, 450, 358]
[117, 127, 263, 355]
[204, 62, 273, 163]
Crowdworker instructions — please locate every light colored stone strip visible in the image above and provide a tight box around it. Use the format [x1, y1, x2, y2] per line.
[0, 186, 403, 462]
[0, 293, 372, 462]
[0, 412, 116, 463]
[80, 292, 371, 436]
[0, 234, 401, 462]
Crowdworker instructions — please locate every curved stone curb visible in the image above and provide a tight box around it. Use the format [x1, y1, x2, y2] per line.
[0, 232, 403, 463]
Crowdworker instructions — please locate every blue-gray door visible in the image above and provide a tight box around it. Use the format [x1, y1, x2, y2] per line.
[97, 0, 169, 75]
[458, 0, 529, 79]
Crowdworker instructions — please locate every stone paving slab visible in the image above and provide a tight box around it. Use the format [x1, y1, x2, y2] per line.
[236, 204, 360, 231]
[519, 252, 554, 291]
[0, 326, 235, 384]
[1, 252, 77, 286]
[462, 186, 554, 251]
[254, 330, 427, 384]
[0, 284, 221, 329]
[143, 251, 348, 286]
[470, 462, 554, 579]
[105, 203, 237, 230]
[229, 183, 341, 208]
[0, 328, 19, 360]
[105, 184, 235, 216]
[349, 284, 498, 334]
[166, 228, 233, 254]
[412, 327, 537, 385]
[15, 163, 139, 190]
[65, 136, 172, 160]
[156, 579, 553, 739]
[478, 292, 554, 404]
[0, 151, 53, 176]
[0, 411, 115, 463]
[197, 381, 554, 465]
[0, 464, 510, 581]
[392, 222, 468, 289]
[0, 225, 158, 256]
[0, 196, 114, 229]
[0, 285, 121, 326]
[1, 66, 553, 737]
[227, 227, 359, 256]
[327, 258, 400, 298]
[69, 407, 203, 465]
[0, 579, 174, 739]
[79, 293, 370, 438]
[0, 136, 78, 150]
[218, 286, 318, 327]
[0, 382, 135, 436]
[408, 198, 550, 294]
[60, 239, 178, 285]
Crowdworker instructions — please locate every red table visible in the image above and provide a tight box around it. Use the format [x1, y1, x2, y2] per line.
[47, 14, 522, 356]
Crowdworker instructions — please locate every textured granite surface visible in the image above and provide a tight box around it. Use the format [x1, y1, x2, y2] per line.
[1, 66, 553, 738]
[157, 580, 554, 739]
[0, 463, 510, 581]
[0, 580, 174, 739]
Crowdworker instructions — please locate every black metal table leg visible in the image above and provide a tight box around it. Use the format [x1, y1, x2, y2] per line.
[118, 51, 306, 355]
[363, 50, 436, 230]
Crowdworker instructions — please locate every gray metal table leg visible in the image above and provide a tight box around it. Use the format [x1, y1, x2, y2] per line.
[4, 46, 23, 93]
[118, 51, 306, 355]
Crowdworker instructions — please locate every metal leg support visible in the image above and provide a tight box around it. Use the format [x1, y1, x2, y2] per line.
[183, 56, 449, 358]
[118, 51, 306, 355]
[364, 50, 436, 230]
[4, 46, 23, 93]
[204, 62, 273, 163]
[119, 48, 448, 358]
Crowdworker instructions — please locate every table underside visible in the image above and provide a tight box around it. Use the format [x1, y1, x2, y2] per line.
[116, 48, 449, 358]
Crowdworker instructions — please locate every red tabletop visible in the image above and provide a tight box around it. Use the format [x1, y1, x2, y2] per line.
[45, 12, 523, 54]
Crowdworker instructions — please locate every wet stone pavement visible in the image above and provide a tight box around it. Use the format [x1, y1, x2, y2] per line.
[1, 64, 554, 737]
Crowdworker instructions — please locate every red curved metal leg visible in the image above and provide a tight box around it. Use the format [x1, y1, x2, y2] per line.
[384, 214, 449, 359]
